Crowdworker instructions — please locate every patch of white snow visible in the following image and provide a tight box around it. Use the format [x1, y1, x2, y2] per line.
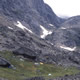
[60, 27, 67, 30]
[8, 26, 13, 30]
[40, 25, 52, 39]
[14, 21, 33, 33]
[60, 45, 76, 51]
[49, 24, 54, 26]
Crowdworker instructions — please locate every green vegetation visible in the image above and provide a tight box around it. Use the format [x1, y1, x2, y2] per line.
[0, 51, 80, 80]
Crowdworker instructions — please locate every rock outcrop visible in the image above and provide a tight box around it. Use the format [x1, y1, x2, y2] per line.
[0, 57, 11, 68]
[0, 0, 80, 80]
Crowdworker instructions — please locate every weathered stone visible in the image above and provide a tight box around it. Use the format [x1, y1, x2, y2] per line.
[0, 57, 11, 68]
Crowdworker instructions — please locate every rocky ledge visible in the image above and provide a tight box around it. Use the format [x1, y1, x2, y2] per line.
[25, 73, 80, 80]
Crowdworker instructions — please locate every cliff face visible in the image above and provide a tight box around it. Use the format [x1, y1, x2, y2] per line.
[0, 0, 63, 37]
[0, 0, 63, 64]
[0, 0, 80, 67]
[0, 0, 62, 26]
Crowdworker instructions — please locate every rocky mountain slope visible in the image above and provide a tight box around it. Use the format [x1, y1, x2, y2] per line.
[46, 16, 80, 49]
[0, 0, 65, 64]
[0, 0, 63, 37]
[0, 0, 80, 80]
[46, 16, 80, 67]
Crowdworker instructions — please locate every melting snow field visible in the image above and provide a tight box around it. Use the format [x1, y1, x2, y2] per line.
[60, 45, 76, 51]
[14, 21, 33, 33]
[40, 25, 52, 39]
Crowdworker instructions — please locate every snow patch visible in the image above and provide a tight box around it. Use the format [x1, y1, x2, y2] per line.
[49, 24, 54, 26]
[8, 26, 13, 30]
[40, 25, 52, 39]
[60, 46, 76, 51]
[14, 21, 33, 33]
[60, 27, 67, 30]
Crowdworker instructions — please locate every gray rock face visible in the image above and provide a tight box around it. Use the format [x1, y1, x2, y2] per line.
[0, 14, 56, 64]
[46, 16, 80, 49]
[51, 73, 80, 80]
[0, 0, 80, 80]
[0, 0, 63, 37]
[45, 16, 80, 67]
[0, 0, 80, 68]
[0, 0, 62, 65]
